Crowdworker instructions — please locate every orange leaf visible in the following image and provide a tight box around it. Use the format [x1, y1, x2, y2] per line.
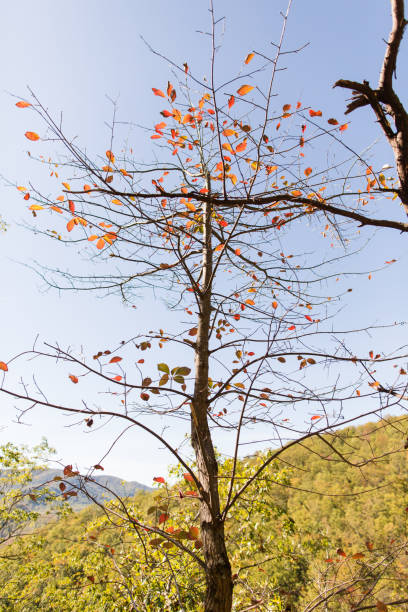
[282, 104, 291, 111]
[152, 88, 165, 97]
[304, 167, 312, 177]
[25, 131, 39, 141]
[56, 195, 64, 202]
[29, 204, 44, 211]
[109, 356, 122, 363]
[96, 238, 105, 249]
[222, 143, 233, 153]
[62, 182, 71, 190]
[16, 101, 31, 108]
[69, 200, 75, 213]
[106, 150, 115, 163]
[83, 184, 91, 192]
[183, 473, 194, 482]
[352, 552, 365, 559]
[272, 301, 278, 309]
[235, 248, 241, 255]
[17, 186, 27, 192]
[222, 128, 236, 137]
[24, 193, 30, 200]
[244, 52, 254, 64]
[311, 415, 321, 420]
[111, 198, 123, 206]
[51, 206, 63, 213]
[309, 110, 322, 117]
[66, 218, 76, 232]
[228, 95, 235, 109]
[339, 123, 348, 131]
[237, 85, 254, 96]
[215, 244, 225, 252]
[0, 362, 8, 372]
[288, 325, 296, 331]
[113, 375, 122, 381]
[185, 202, 196, 212]
[291, 190, 302, 197]
[305, 315, 312, 322]
[235, 139, 247, 152]
[69, 374, 78, 383]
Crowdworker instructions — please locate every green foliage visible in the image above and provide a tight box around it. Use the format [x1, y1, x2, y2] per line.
[0, 418, 407, 610]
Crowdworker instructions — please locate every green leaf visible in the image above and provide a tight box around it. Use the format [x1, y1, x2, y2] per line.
[171, 366, 191, 376]
[173, 375, 185, 384]
[157, 363, 170, 374]
[159, 374, 169, 386]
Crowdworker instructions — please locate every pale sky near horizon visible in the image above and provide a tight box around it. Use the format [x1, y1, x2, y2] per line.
[0, 0, 407, 485]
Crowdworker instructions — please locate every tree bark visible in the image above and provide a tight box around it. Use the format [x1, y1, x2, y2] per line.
[191, 180, 233, 611]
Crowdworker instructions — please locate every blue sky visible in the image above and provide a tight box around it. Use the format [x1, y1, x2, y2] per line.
[0, 0, 407, 484]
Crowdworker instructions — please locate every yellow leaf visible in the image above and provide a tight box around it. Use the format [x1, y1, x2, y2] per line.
[222, 143, 233, 153]
[62, 182, 71, 190]
[28, 204, 44, 211]
[111, 199, 123, 206]
[185, 202, 196, 212]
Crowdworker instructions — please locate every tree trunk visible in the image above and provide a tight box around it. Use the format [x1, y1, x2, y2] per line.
[191, 182, 233, 611]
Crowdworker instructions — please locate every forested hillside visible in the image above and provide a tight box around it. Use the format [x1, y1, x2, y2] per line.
[0, 416, 407, 610]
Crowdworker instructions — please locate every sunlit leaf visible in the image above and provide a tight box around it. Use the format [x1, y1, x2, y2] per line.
[152, 88, 165, 97]
[304, 167, 312, 177]
[25, 131, 40, 141]
[237, 84, 254, 96]
[244, 52, 254, 64]
[106, 150, 115, 163]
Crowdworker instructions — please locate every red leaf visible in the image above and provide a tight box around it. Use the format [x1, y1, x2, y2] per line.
[309, 110, 322, 117]
[305, 315, 312, 322]
[152, 88, 165, 98]
[183, 473, 194, 483]
[288, 325, 296, 331]
[112, 375, 122, 381]
[153, 476, 166, 484]
[69, 374, 78, 384]
[311, 415, 321, 420]
[109, 356, 122, 363]
[158, 512, 169, 524]
[228, 95, 235, 109]
[93, 464, 104, 470]
[23, 193, 30, 200]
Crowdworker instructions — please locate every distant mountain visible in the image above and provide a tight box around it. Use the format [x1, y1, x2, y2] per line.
[27, 468, 152, 509]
